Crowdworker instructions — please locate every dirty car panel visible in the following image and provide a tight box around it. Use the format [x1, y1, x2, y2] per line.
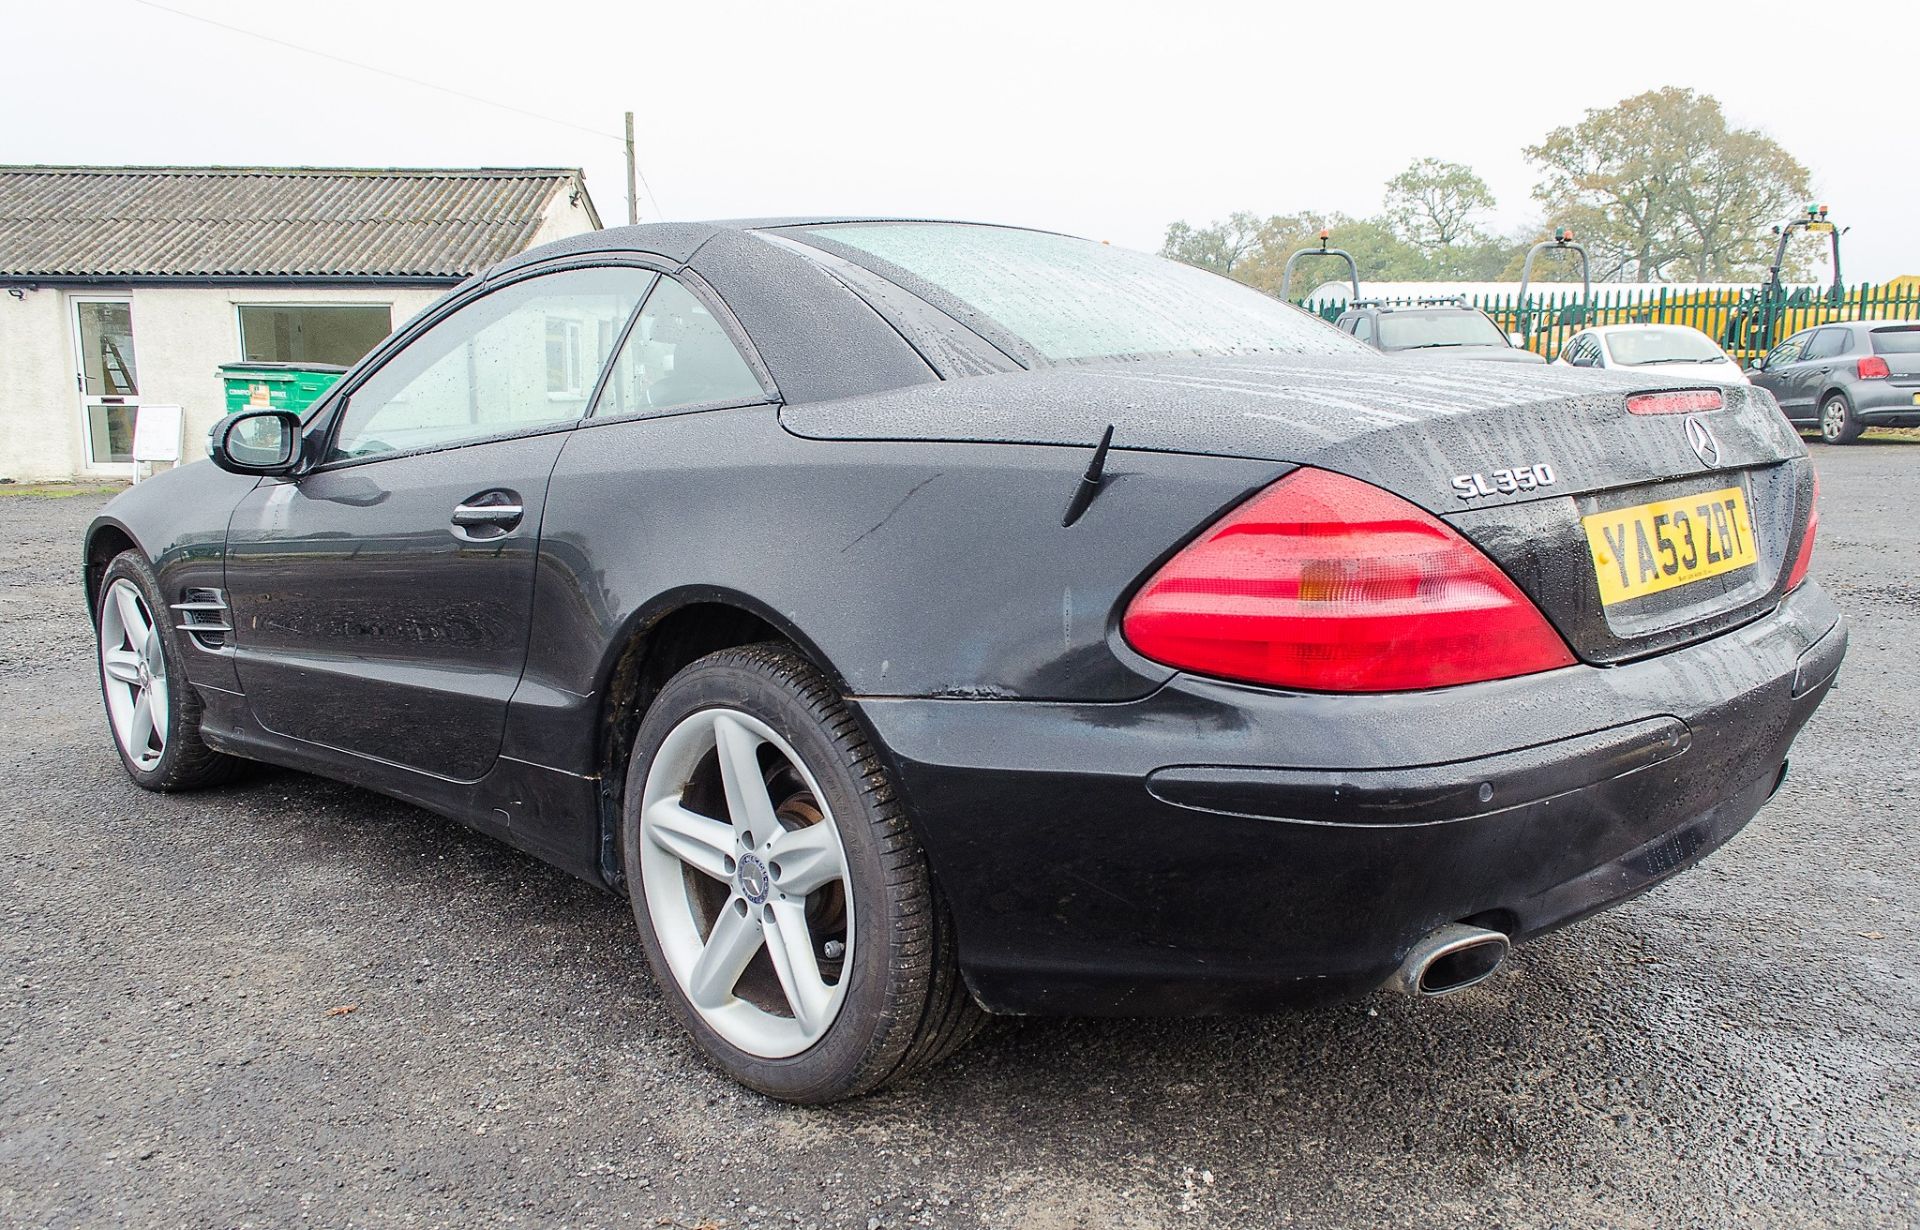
[84, 218, 1844, 1033]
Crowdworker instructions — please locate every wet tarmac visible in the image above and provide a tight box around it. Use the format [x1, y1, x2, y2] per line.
[3, 439, 1915, 1228]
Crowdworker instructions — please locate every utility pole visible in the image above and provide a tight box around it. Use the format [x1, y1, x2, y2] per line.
[624, 111, 638, 225]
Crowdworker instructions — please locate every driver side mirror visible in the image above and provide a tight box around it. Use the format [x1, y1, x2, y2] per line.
[209, 409, 304, 475]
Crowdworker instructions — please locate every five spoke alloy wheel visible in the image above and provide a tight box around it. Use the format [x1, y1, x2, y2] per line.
[623, 642, 986, 1101]
[93, 550, 239, 792]
[638, 706, 854, 1058]
[99, 577, 169, 772]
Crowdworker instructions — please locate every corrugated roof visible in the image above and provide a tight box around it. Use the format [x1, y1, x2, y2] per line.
[0, 166, 600, 282]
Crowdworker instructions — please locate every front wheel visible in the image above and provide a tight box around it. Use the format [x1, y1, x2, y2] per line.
[622, 643, 984, 1102]
[95, 551, 242, 791]
[1819, 392, 1863, 444]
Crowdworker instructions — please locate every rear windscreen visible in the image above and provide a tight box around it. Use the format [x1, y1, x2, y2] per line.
[793, 222, 1365, 364]
[1871, 327, 1920, 355]
[1375, 310, 1507, 350]
[1604, 327, 1729, 366]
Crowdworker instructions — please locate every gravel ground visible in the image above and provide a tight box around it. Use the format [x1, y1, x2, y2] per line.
[2, 442, 1916, 1230]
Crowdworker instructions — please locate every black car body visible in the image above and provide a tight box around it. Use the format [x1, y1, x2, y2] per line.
[1333, 299, 1547, 364]
[1750, 319, 1920, 443]
[84, 220, 1842, 1098]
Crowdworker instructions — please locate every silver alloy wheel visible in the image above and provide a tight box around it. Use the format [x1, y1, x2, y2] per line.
[1823, 396, 1847, 441]
[638, 707, 854, 1058]
[99, 578, 168, 772]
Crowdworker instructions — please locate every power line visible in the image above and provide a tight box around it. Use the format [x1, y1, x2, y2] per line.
[125, 0, 664, 218]
[127, 0, 619, 140]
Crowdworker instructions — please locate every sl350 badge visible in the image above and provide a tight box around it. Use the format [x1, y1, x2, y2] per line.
[1451, 464, 1557, 500]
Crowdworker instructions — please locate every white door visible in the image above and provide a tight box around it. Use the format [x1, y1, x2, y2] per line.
[71, 296, 140, 470]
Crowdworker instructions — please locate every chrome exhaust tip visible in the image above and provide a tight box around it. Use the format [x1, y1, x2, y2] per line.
[1391, 923, 1510, 997]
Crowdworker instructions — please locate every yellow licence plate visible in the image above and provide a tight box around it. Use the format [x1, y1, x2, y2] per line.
[1582, 486, 1757, 607]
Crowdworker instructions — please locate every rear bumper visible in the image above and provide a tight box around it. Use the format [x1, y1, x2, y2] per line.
[857, 582, 1846, 1016]
[1852, 382, 1920, 423]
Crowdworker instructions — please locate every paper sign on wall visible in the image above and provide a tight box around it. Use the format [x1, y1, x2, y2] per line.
[131, 404, 184, 463]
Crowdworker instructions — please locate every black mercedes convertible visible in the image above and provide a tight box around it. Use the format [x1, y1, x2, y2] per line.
[84, 219, 1844, 1102]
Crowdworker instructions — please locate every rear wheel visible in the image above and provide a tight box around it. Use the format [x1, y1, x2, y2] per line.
[1819, 392, 1863, 444]
[95, 551, 241, 791]
[622, 643, 985, 1102]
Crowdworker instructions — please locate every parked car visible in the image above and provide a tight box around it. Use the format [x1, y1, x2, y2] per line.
[1749, 320, 1920, 443]
[85, 219, 1841, 1102]
[1333, 298, 1547, 364]
[1556, 324, 1750, 385]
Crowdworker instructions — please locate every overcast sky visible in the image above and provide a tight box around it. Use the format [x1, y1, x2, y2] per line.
[8, 0, 1912, 280]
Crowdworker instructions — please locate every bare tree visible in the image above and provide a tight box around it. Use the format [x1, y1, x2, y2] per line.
[1160, 212, 1264, 275]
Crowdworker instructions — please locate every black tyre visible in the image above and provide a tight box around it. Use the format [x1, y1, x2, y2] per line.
[621, 642, 985, 1102]
[1819, 392, 1863, 444]
[94, 550, 243, 791]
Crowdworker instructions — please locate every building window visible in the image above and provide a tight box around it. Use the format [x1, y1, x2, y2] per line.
[546, 317, 585, 396]
[237, 304, 393, 367]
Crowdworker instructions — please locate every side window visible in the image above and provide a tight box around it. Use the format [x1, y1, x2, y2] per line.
[1351, 315, 1375, 345]
[1766, 334, 1806, 368]
[596, 278, 767, 417]
[1803, 328, 1849, 360]
[330, 267, 652, 461]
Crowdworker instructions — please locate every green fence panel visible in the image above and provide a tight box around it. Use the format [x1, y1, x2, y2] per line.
[1295, 282, 1920, 366]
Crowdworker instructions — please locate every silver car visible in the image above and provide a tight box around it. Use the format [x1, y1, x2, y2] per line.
[1750, 320, 1920, 444]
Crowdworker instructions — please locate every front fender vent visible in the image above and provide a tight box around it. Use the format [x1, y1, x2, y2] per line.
[173, 588, 232, 653]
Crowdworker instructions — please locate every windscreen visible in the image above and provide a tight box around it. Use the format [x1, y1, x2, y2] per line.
[1375, 310, 1507, 350]
[1872, 327, 1920, 355]
[1605, 327, 1730, 366]
[796, 222, 1364, 363]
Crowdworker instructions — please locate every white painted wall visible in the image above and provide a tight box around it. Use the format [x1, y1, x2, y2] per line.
[527, 181, 603, 249]
[0, 288, 71, 481]
[0, 284, 445, 481]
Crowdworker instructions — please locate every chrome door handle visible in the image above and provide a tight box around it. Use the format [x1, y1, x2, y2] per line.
[451, 500, 525, 528]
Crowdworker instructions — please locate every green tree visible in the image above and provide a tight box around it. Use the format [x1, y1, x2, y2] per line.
[1384, 158, 1497, 259]
[1494, 229, 1593, 282]
[1161, 157, 1529, 300]
[1227, 213, 1368, 296]
[1447, 237, 1533, 281]
[1165, 212, 1441, 299]
[1526, 87, 1812, 281]
[1298, 216, 1437, 284]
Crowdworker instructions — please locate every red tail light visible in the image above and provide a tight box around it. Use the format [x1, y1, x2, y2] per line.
[1627, 389, 1724, 415]
[1786, 474, 1819, 591]
[1858, 356, 1890, 380]
[1121, 468, 1576, 692]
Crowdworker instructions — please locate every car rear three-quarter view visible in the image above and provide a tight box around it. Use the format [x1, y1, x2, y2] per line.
[82, 219, 1846, 1103]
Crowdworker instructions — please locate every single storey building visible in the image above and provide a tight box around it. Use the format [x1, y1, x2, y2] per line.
[0, 165, 601, 481]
